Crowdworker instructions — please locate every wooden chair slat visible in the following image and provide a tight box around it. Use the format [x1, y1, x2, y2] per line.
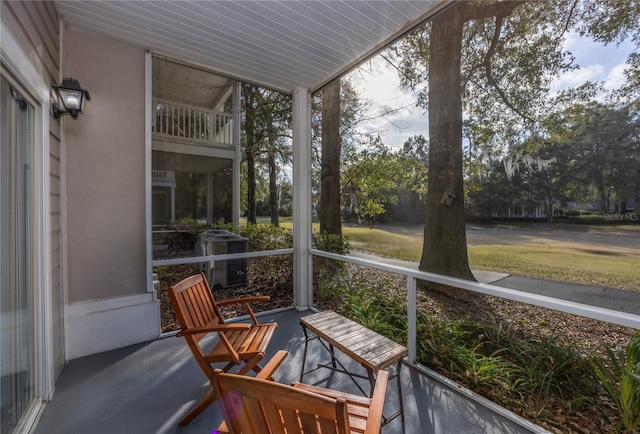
[318, 416, 339, 434]
[280, 408, 303, 434]
[212, 367, 388, 434]
[167, 272, 278, 425]
[299, 412, 321, 433]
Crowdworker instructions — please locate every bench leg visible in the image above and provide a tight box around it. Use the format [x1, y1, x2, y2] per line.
[367, 370, 376, 397]
[329, 343, 337, 368]
[300, 326, 310, 382]
[397, 359, 405, 433]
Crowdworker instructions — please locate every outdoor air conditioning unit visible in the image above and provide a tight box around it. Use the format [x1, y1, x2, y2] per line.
[196, 230, 248, 289]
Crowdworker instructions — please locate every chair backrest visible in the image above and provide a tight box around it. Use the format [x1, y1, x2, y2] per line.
[212, 369, 351, 434]
[168, 272, 224, 344]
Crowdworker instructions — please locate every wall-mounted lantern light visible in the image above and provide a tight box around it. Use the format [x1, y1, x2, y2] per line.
[52, 77, 90, 119]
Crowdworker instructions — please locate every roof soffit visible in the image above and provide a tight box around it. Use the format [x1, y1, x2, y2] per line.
[54, 1, 450, 93]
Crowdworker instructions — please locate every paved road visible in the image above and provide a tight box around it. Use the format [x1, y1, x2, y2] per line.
[466, 223, 640, 257]
[350, 250, 640, 316]
[377, 222, 640, 254]
[349, 220, 640, 318]
[493, 275, 640, 315]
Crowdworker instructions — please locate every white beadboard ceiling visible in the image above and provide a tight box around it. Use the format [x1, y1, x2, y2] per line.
[54, 1, 447, 93]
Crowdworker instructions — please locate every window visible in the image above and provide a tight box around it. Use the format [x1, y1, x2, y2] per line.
[1, 73, 35, 434]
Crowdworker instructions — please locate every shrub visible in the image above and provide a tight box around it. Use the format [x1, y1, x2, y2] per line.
[590, 330, 640, 433]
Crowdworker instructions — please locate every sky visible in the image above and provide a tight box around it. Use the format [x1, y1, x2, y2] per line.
[347, 56, 425, 149]
[347, 32, 635, 150]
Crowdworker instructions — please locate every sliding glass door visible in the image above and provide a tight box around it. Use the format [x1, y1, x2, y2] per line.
[1, 73, 36, 434]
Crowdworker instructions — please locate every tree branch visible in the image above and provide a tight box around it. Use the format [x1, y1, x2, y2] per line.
[378, 53, 401, 75]
[481, 12, 538, 123]
[558, 0, 580, 41]
[458, 0, 525, 22]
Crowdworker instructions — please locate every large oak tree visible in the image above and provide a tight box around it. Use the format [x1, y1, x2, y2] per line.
[394, 0, 639, 279]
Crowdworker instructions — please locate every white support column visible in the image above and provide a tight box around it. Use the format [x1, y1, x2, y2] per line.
[232, 82, 241, 227]
[292, 87, 312, 310]
[407, 275, 417, 362]
[144, 52, 154, 293]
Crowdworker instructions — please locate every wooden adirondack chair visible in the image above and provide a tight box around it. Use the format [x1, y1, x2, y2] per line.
[168, 272, 279, 425]
[212, 365, 389, 434]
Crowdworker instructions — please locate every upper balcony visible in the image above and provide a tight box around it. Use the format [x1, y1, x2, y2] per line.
[152, 98, 234, 148]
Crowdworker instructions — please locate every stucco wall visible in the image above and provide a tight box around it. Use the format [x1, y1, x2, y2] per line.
[65, 29, 147, 303]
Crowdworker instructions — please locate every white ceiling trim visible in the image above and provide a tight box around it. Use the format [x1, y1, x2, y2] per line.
[54, 1, 451, 93]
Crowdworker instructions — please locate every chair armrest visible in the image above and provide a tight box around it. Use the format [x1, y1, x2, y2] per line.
[256, 350, 288, 380]
[177, 323, 251, 337]
[217, 296, 270, 324]
[364, 370, 389, 434]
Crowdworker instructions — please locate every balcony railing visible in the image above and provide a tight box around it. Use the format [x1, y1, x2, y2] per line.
[152, 247, 640, 363]
[151, 170, 175, 183]
[152, 98, 233, 146]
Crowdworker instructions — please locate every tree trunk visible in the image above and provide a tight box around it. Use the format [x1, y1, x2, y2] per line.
[246, 143, 257, 224]
[419, 8, 474, 280]
[635, 166, 640, 214]
[243, 85, 258, 225]
[319, 78, 342, 236]
[268, 149, 279, 227]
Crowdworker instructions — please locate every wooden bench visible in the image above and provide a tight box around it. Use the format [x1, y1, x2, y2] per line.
[299, 310, 408, 427]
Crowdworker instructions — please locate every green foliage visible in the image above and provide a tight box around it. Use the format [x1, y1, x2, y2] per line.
[318, 279, 408, 344]
[419, 318, 519, 395]
[315, 272, 599, 424]
[466, 100, 640, 222]
[342, 285, 407, 342]
[311, 233, 351, 289]
[560, 102, 640, 214]
[510, 332, 597, 410]
[421, 319, 600, 422]
[241, 83, 293, 224]
[340, 136, 428, 222]
[310, 77, 370, 221]
[312, 232, 350, 255]
[590, 331, 640, 433]
[224, 223, 293, 251]
[569, 214, 640, 225]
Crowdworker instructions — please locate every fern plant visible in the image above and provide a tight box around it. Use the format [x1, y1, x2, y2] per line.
[590, 330, 640, 433]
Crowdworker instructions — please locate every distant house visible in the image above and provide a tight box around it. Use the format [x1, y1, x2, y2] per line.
[566, 199, 637, 215]
[500, 205, 548, 220]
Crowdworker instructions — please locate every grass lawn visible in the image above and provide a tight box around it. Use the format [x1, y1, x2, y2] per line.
[337, 222, 640, 292]
[343, 226, 423, 261]
[247, 217, 640, 291]
[468, 244, 640, 291]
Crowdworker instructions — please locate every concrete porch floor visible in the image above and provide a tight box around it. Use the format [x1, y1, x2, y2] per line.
[34, 309, 548, 434]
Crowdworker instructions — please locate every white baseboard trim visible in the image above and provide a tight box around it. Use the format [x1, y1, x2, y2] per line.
[66, 293, 159, 360]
